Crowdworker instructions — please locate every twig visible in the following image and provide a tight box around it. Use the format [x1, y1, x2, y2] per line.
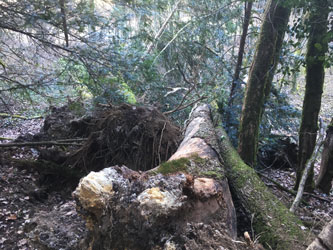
[177, 64, 201, 98]
[0, 141, 83, 147]
[163, 96, 207, 115]
[0, 113, 43, 120]
[257, 171, 296, 195]
[257, 171, 309, 206]
[0, 137, 13, 141]
[55, 138, 88, 142]
[303, 192, 331, 203]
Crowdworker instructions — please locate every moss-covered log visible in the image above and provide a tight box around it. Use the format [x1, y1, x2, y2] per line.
[166, 104, 313, 249]
[214, 114, 313, 249]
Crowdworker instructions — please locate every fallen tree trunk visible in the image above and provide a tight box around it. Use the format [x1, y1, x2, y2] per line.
[72, 104, 313, 249]
[215, 112, 313, 249]
[72, 105, 251, 250]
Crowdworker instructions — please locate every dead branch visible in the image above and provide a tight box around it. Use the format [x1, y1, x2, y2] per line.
[163, 95, 207, 115]
[257, 171, 309, 206]
[0, 113, 43, 120]
[0, 137, 13, 141]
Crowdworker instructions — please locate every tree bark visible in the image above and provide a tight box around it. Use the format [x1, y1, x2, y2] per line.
[212, 113, 312, 248]
[316, 118, 333, 194]
[215, 116, 313, 249]
[296, 0, 329, 191]
[238, 0, 290, 166]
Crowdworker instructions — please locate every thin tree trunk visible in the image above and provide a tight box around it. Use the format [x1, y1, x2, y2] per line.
[227, 1, 253, 109]
[296, 0, 329, 191]
[59, 0, 69, 47]
[225, 1, 253, 137]
[316, 118, 333, 194]
[238, 0, 290, 166]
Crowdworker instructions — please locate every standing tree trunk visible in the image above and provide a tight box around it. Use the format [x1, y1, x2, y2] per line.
[238, 0, 290, 166]
[227, 1, 253, 109]
[225, 1, 253, 140]
[296, 0, 329, 191]
[59, 0, 69, 47]
[316, 118, 333, 194]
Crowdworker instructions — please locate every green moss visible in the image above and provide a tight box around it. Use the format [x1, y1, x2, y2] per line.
[202, 170, 223, 179]
[215, 127, 309, 249]
[154, 157, 190, 175]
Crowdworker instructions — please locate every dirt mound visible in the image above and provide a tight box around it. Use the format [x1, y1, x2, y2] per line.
[71, 104, 181, 172]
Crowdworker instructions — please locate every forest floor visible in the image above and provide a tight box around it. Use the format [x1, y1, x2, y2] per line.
[0, 119, 85, 250]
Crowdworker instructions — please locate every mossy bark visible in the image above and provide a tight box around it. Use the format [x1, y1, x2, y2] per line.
[316, 118, 333, 194]
[215, 121, 313, 249]
[185, 105, 313, 249]
[238, 0, 290, 166]
[296, 0, 329, 191]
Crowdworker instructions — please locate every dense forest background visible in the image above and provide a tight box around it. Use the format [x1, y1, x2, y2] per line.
[0, 0, 332, 136]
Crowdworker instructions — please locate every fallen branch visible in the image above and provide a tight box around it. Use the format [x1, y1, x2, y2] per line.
[258, 171, 330, 204]
[257, 171, 295, 195]
[0, 141, 83, 147]
[257, 171, 309, 206]
[0, 137, 13, 141]
[0, 113, 43, 120]
[303, 192, 331, 203]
